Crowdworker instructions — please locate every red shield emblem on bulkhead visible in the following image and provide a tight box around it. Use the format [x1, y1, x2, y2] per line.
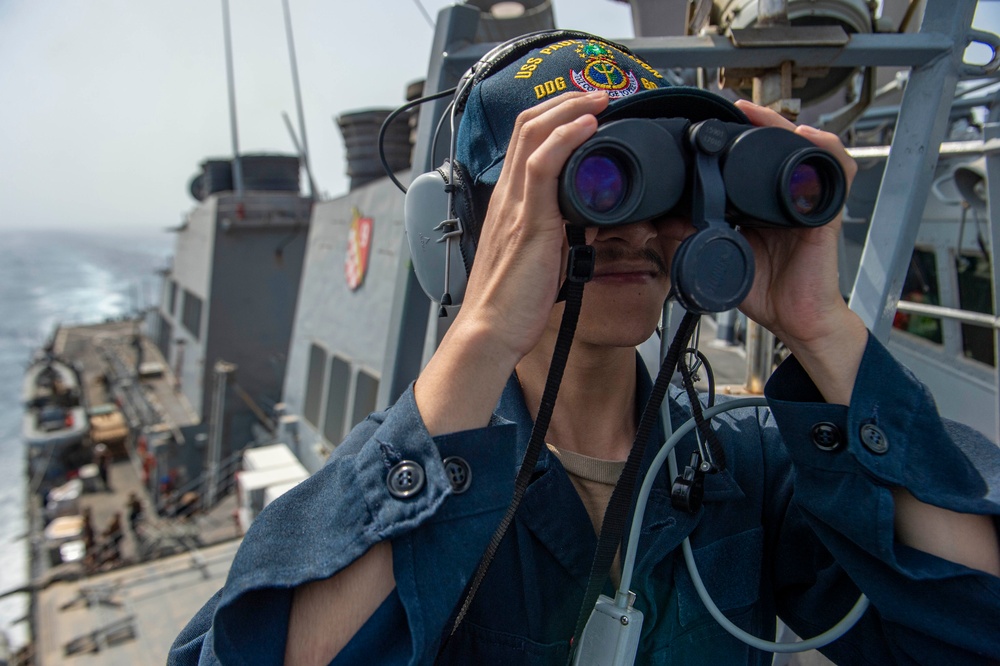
[345, 208, 373, 290]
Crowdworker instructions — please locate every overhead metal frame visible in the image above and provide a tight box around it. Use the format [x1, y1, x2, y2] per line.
[379, 0, 994, 411]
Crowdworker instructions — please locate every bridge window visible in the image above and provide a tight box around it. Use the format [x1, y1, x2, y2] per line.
[895, 249, 943, 344]
[956, 252, 995, 367]
[181, 290, 203, 340]
[352, 371, 379, 429]
[323, 356, 350, 443]
[168, 280, 178, 315]
[303, 343, 326, 428]
[157, 318, 173, 358]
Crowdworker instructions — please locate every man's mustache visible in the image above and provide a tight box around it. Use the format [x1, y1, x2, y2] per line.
[594, 245, 669, 277]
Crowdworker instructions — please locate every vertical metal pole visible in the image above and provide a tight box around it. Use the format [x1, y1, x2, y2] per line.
[205, 360, 236, 507]
[281, 0, 315, 199]
[744, 323, 775, 394]
[222, 0, 244, 196]
[742, 0, 789, 394]
[983, 122, 1000, 443]
[848, 0, 979, 340]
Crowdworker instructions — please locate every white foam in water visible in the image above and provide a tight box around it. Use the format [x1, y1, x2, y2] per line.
[0, 229, 170, 651]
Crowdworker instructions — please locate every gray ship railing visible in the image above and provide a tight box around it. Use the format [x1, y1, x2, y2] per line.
[896, 300, 1000, 330]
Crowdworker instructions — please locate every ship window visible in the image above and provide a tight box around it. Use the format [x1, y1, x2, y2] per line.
[168, 280, 178, 314]
[323, 356, 350, 443]
[894, 249, 943, 344]
[352, 370, 379, 429]
[157, 318, 173, 358]
[181, 290, 203, 340]
[303, 343, 326, 428]
[956, 252, 995, 367]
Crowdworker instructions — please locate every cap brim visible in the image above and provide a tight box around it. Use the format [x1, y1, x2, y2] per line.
[601, 86, 748, 124]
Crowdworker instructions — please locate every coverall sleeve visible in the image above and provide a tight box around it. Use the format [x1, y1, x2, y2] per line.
[167, 385, 517, 665]
[763, 333, 1000, 664]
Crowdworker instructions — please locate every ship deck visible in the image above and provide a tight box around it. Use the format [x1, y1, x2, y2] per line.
[33, 539, 239, 665]
[24, 320, 240, 664]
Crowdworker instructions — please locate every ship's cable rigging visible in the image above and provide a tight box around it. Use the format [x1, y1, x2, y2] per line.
[411, 0, 435, 29]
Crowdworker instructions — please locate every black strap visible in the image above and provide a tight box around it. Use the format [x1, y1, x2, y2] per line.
[568, 310, 700, 658]
[438, 226, 592, 657]
[678, 351, 726, 471]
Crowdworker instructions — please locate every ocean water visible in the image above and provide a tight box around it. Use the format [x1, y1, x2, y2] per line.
[0, 229, 171, 650]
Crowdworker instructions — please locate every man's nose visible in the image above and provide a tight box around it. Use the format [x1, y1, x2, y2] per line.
[588, 219, 658, 245]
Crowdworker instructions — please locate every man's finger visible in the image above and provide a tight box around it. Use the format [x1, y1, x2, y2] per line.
[734, 99, 857, 183]
[734, 99, 797, 132]
[502, 92, 609, 189]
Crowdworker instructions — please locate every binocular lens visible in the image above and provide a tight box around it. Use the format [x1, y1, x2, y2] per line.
[574, 153, 627, 214]
[788, 163, 823, 216]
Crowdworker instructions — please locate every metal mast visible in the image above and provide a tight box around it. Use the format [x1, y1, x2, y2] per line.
[221, 0, 244, 196]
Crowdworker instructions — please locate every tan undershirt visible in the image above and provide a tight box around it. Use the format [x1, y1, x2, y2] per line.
[546, 443, 626, 587]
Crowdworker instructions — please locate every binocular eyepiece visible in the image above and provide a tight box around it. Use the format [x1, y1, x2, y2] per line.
[559, 117, 847, 229]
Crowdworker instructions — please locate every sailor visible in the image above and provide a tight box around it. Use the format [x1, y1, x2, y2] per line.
[170, 32, 1000, 665]
[94, 443, 111, 492]
[81, 506, 96, 572]
[101, 511, 125, 567]
[127, 492, 144, 534]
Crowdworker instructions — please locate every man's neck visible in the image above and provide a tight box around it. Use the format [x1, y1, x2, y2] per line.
[516, 338, 637, 462]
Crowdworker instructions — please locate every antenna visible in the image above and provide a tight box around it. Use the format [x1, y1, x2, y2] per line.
[221, 0, 244, 197]
[281, 0, 315, 200]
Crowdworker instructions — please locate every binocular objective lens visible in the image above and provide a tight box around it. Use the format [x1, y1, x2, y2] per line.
[788, 163, 823, 216]
[574, 153, 626, 214]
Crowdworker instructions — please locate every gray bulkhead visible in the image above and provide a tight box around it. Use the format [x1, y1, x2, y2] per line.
[155, 190, 312, 474]
[281, 176, 407, 473]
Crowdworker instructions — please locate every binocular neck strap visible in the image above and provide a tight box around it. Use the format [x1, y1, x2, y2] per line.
[568, 309, 700, 660]
[441, 225, 591, 653]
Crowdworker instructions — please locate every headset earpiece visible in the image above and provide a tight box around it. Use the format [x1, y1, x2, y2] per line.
[404, 161, 474, 307]
[669, 226, 754, 315]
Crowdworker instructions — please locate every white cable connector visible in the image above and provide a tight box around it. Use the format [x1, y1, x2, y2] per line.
[573, 591, 644, 666]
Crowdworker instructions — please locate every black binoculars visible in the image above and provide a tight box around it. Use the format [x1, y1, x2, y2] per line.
[558, 117, 846, 229]
[556, 116, 847, 314]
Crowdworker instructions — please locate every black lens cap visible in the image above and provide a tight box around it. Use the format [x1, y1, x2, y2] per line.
[671, 227, 754, 314]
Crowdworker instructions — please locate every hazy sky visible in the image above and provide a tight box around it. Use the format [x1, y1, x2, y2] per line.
[1, 1, 997, 235]
[0, 0, 634, 234]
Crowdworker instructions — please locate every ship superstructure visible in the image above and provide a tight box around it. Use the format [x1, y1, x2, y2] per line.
[149, 157, 313, 489]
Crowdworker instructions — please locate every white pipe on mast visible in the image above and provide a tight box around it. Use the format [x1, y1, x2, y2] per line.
[222, 0, 244, 197]
[282, 111, 319, 198]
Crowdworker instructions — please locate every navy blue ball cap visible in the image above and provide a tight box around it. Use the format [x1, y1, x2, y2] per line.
[455, 31, 748, 193]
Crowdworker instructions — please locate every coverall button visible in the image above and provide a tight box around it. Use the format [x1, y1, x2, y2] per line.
[442, 456, 472, 494]
[860, 423, 889, 454]
[387, 460, 425, 498]
[810, 422, 843, 451]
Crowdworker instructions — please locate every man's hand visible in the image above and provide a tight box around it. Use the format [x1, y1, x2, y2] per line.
[461, 91, 610, 359]
[734, 100, 868, 405]
[415, 92, 610, 436]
